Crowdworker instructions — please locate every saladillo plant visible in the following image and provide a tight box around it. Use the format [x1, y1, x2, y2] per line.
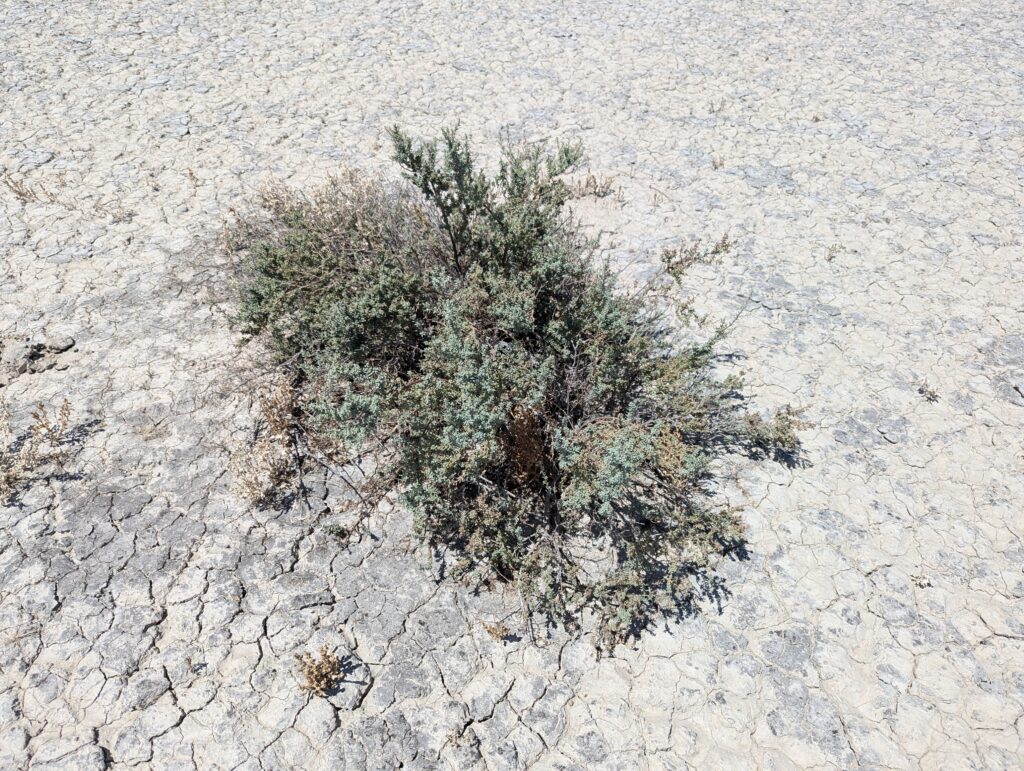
[226, 126, 800, 646]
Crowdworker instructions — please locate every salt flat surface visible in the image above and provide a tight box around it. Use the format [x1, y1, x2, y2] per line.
[2, 1, 1023, 768]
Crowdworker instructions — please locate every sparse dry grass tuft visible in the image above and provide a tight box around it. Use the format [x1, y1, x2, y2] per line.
[2, 170, 132, 222]
[572, 173, 620, 200]
[660, 234, 734, 282]
[0, 398, 72, 501]
[229, 376, 299, 505]
[2, 171, 39, 203]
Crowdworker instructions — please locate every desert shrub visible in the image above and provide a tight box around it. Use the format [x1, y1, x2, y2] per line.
[227, 127, 799, 646]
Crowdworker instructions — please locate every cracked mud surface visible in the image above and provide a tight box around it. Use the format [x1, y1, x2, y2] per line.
[2, 1, 1023, 768]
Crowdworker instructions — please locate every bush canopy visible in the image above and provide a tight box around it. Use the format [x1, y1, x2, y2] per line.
[228, 127, 799, 646]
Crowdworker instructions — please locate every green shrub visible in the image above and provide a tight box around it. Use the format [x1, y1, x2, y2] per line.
[227, 127, 800, 647]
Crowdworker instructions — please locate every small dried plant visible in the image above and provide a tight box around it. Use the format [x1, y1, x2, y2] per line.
[295, 645, 342, 696]
[229, 376, 299, 505]
[482, 621, 511, 641]
[572, 173, 619, 199]
[2, 171, 131, 221]
[744, 404, 807, 455]
[2, 172, 39, 203]
[660, 234, 734, 282]
[0, 398, 72, 501]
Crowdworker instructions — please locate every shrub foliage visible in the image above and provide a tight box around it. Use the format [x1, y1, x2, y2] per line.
[227, 127, 799, 646]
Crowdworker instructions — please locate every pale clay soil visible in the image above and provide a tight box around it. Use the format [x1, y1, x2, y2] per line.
[1, 1, 1023, 769]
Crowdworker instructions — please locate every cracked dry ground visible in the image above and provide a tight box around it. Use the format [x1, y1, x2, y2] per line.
[1, 0, 1022, 768]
